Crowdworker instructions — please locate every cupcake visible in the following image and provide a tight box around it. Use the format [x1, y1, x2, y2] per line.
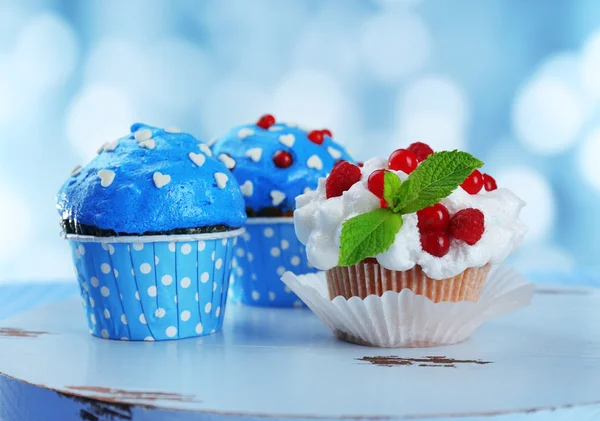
[289, 144, 531, 346]
[57, 123, 246, 341]
[211, 114, 354, 307]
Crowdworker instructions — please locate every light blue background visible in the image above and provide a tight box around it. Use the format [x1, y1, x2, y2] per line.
[1, 0, 599, 283]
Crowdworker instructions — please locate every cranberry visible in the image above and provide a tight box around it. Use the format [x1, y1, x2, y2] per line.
[367, 169, 388, 208]
[256, 114, 275, 129]
[307, 130, 324, 145]
[449, 208, 485, 246]
[420, 232, 451, 257]
[326, 161, 362, 199]
[483, 173, 497, 191]
[461, 170, 484, 195]
[388, 148, 418, 174]
[322, 129, 333, 138]
[357, 162, 364, 167]
[417, 203, 450, 232]
[273, 150, 293, 168]
[407, 142, 434, 162]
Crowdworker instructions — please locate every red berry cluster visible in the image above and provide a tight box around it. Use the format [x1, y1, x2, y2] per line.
[418, 205, 485, 257]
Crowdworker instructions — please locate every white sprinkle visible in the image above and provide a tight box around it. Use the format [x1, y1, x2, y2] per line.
[199, 143, 212, 156]
[279, 134, 295, 147]
[327, 147, 342, 159]
[139, 139, 156, 150]
[97, 170, 115, 187]
[238, 128, 254, 139]
[245, 147, 263, 162]
[164, 127, 181, 133]
[134, 129, 152, 142]
[71, 166, 83, 177]
[218, 154, 236, 169]
[307, 155, 323, 170]
[104, 140, 119, 152]
[240, 180, 254, 197]
[97, 142, 108, 154]
[153, 172, 171, 189]
[189, 152, 205, 167]
[214, 172, 228, 189]
[270, 190, 286, 206]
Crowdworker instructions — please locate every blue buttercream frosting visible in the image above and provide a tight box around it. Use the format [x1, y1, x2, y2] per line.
[211, 122, 354, 212]
[57, 123, 246, 235]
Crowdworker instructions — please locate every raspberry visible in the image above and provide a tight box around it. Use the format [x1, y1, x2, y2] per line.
[449, 208, 485, 246]
[308, 130, 324, 145]
[367, 169, 389, 208]
[273, 150, 293, 168]
[256, 114, 275, 129]
[322, 129, 333, 138]
[325, 161, 362, 199]
[417, 203, 450, 232]
[407, 142, 434, 162]
[420, 232, 451, 257]
[461, 170, 483, 195]
[388, 148, 418, 174]
[483, 173, 497, 191]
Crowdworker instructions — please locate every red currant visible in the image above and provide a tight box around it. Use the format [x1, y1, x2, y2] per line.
[407, 142, 434, 162]
[388, 148, 418, 174]
[358, 162, 364, 167]
[256, 114, 275, 129]
[307, 130, 324, 145]
[322, 129, 333, 138]
[367, 169, 388, 208]
[273, 150, 293, 168]
[449, 208, 485, 246]
[461, 170, 483, 195]
[483, 173, 497, 191]
[420, 232, 451, 257]
[326, 161, 362, 199]
[417, 203, 450, 232]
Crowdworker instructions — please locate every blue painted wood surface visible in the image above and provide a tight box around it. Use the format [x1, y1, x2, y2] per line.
[1, 283, 600, 420]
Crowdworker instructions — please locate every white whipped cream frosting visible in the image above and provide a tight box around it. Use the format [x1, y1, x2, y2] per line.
[294, 157, 528, 280]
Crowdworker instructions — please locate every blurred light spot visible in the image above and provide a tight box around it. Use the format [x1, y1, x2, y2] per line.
[496, 167, 555, 242]
[509, 242, 575, 272]
[513, 76, 584, 155]
[579, 128, 600, 192]
[581, 30, 600, 99]
[0, 183, 34, 261]
[12, 241, 74, 281]
[360, 10, 432, 82]
[66, 85, 136, 161]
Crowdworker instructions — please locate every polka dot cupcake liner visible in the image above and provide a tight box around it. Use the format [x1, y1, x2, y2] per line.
[66, 229, 244, 341]
[229, 218, 318, 307]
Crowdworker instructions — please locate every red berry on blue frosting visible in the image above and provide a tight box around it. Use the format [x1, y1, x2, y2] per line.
[461, 170, 484, 195]
[417, 203, 450, 232]
[367, 169, 388, 208]
[256, 114, 275, 129]
[449, 208, 485, 246]
[326, 161, 362, 199]
[388, 148, 418, 174]
[273, 150, 293, 168]
[308, 130, 324, 145]
[322, 129, 333, 138]
[483, 173, 497, 191]
[420, 231, 451, 257]
[407, 142, 434, 162]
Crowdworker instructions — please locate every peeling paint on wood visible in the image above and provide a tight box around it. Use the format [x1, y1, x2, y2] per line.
[357, 355, 493, 368]
[0, 327, 48, 338]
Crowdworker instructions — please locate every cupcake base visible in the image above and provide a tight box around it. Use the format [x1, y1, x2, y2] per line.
[326, 261, 491, 303]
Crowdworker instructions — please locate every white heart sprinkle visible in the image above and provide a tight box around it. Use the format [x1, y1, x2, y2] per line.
[97, 142, 108, 154]
[104, 140, 119, 152]
[240, 180, 254, 197]
[139, 139, 156, 150]
[218, 154, 236, 169]
[153, 172, 171, 189]
[207, 137, 218, 146]
[327, 147, 342, 159]
[134, 129, 152, 142]
[214, 172, 228, 189]
[307, 155, 323, 170]
[279, 134, 295, 147]
[97, 170, 115, 187]
[189, 152, 205, 167]
[238, 128, 254, 139]
[270, 190, 286, 206]
[164, 127, 181, 133]
[71, 166, 82, 177]
[199, 143, 212, 156]
[245, 147, 262, 162]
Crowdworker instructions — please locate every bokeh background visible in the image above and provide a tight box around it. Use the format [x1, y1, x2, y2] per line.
[1, 0, 599, 284]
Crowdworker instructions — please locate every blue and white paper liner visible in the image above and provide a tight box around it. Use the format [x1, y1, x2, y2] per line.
[229, 218, 317, 307]
[67, 229, 243, 341]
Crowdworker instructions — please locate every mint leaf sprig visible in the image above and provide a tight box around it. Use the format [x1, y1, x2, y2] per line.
[338, 151, 483, 267]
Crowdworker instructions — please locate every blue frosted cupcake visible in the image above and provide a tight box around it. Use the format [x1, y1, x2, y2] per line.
[57, 123, 246, 341]
[211, 114, 354, 307]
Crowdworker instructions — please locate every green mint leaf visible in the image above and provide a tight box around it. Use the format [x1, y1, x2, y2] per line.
[338, 209, 403, 267]
[393, 151, 483, 215]
[383, 171, 402, 209]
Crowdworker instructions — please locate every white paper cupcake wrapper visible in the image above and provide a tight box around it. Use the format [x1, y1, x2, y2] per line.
[281, 266, 534, 348]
